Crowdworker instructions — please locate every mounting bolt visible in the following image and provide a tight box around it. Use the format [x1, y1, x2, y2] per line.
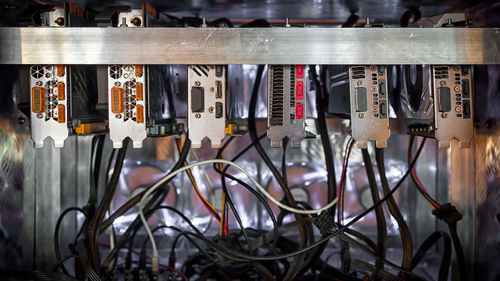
[357, 80, 363, 86]
[440, 81, 446, 86]
[131, 17, 142, 27]
[454, 66, 460, 71]
[194, 81, 201, 86]
[210, 87, 215, 92]
[208, 107, 214, 113]
[370, 65, 377, 71]
[36, 113, 43, 119]
[115, 114, 122, 119]
[114, 82, 121, 87]
[454, 86, 461, 92]
[359, 113, 364, 118]
[55, 17, 65, 26]
[455, 106, 462, 113]
[441, 113, 447, 118]
[195, 113, 201, 118]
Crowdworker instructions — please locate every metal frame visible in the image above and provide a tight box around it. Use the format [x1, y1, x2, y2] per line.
[0, 27, 498, 65]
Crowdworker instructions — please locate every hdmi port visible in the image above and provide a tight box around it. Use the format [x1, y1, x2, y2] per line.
[216, 80, 223, 99]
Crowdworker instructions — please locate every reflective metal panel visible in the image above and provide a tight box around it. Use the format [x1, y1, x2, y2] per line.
[0, 27, 498, 65]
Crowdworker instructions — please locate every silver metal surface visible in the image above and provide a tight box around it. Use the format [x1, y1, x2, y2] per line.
[432, 65, 473, 148]
[107, 65, 147, 148]
[187, 65, 227, 148]
[349, 65, 390, 148]
[29, 65, 69, 148]
[267, 65, 306, 148]
[0, 27, 499, 65]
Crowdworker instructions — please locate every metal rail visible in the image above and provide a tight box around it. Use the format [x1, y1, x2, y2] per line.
[0, 27, 498, 64]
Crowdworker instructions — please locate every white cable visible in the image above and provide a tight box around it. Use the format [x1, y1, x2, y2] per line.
[139, 158, 338, 274]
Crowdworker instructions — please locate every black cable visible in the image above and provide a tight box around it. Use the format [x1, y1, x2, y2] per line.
[54, 207, 85, 275]
[247, 64, 310, 280]
[89, 138, 129, 272]
[189, 135, 427, 263]
[213, 135, 280, 255]
[375, 148, 412, 278]
[448, 223, 466, 281]
[410, 231, 451, 281]
[102, 138, 191, 269]
[361, 148, 387, 281]
[408, 136, 439, 206]
[303, 65, 339, 277]
[53, 255, 79, 272]
[282, 138, 288, 188]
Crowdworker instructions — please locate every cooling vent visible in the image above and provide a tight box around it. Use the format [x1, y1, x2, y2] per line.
[270, 65, 284, 126]
[123, 81, 137, 121]
[31, 65, 44, 79]
[351, 66, 366, 79]
[110, 65, 122, 79]
[434, 66, 449, 79]
[191, 65, 210, 77]
[289, 66, 296, 120]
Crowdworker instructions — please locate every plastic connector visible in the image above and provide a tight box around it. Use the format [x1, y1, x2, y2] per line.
[314, 211, 336, 235]
[151, 255, 159, 280]
[432, 203, 463, 225]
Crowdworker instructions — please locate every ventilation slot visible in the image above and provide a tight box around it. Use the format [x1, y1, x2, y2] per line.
[191, 65, 210, 77]
[110, 65, 122, 79]
[31, 65, 44, 79]
[434, 66, 449, 79]
[270, 65, 284, 126]
[352, 66, 366, 79]
[290, 66, 296, 120]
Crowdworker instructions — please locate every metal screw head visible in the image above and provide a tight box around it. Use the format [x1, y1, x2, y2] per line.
[115, 114, 122, 119]
[454, 86, 461, 92]
[36, 81, 43, 86]
[358, 113, 364, 118]
[210, 87, 215, 92]
[131, 17, 142, 27]
[114, 82, 121, 87]
[208, 107, 214, 113]
[370, 65, 377, 71]
[440, 81, 446, 86]
[195, 113, 201, 118]
[357, 81, 363, 86]
[36, 113, 43, 119]
[194, 81, 201, 86]
[455, 106, 462, 113]
[454, 66, 460, 71]
[441, 113, 447, 118]
[55, 17, 65, 26]
[372, 86, 377, 92]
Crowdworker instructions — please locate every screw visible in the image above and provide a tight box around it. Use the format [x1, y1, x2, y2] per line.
[210, 87, 215, 92]
[455, 106, 462, 113]
[359, 113, 364, 118]
[441, 113, 447, 118]
[454, 66, 460, 71]
[194, 81, 201, 86]
[372, 86, 377, 92]
[454, 86, 461, 92]
[208, 106, 214, 113]
[36, 113, 43, 119]
[195, 113, 201, 118]
[370, 65, 377, 71]
[131, 17, 142, 27]
[55, 17, 65, 26]
[357, 81, 363, 86]
[114, 82, 121, 87]
[440, 81, 446, 86]
[115, 114, 122, 119]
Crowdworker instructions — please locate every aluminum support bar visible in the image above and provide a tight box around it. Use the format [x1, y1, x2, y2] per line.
[0, 27, 498, 65]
